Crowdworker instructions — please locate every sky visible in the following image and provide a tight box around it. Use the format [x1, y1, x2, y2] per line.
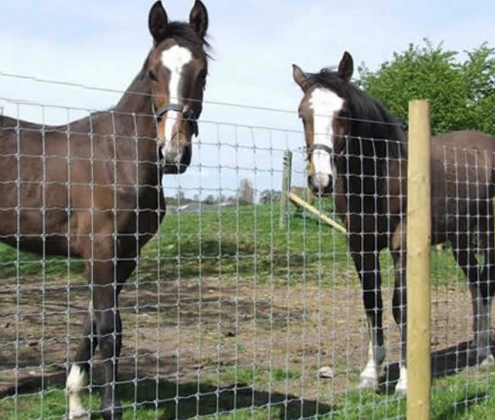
[1, 0, 494, 200]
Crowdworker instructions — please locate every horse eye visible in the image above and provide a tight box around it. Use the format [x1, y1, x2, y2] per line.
[148, 70, 157, 81]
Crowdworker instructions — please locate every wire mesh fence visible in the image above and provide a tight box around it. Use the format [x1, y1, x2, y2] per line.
[0, 70, 494, 420]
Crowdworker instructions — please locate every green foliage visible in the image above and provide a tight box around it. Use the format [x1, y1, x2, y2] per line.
[357, 39, 495, 136]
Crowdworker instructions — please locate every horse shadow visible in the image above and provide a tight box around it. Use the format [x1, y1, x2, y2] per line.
[0, 368, 336, 419]
[380, 341, 494, 399]
[378, 341, 494, 418]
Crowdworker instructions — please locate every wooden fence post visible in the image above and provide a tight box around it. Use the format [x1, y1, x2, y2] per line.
[279, 149, 292, 229]
[306, 160, 314, 206]
[407, 99, 432, 420]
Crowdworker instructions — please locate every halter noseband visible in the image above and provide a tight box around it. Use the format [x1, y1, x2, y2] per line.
[154, 103, 199, 136]
[308, 143, 334, 156]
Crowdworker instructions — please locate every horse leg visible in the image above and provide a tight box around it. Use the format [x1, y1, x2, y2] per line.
[66, 313, 97, 420]
[350, 242, 385, 390]
[450, 230, 493, 364]
[67, 250, 135, 420]
[471, 214, 495, 364]
[390, 249, 408, 396]
[469, 282, 495, 365]
[93, 280, 123, 420]
[93, 257, 137, 420]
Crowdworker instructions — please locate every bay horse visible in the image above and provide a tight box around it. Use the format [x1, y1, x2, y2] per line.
[293, 52, 495, 395]
[0, 1, 209, 418]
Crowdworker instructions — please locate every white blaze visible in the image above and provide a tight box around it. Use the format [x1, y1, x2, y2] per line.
[160, 45, 193, 159]
[309, 88, 344, 188]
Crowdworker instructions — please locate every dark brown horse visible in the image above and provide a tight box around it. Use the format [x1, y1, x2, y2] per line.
[0, 1, 209, 418]
[293, 52, 495, 395]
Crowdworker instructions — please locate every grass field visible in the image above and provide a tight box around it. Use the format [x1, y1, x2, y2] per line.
[0, 201, 493, 419]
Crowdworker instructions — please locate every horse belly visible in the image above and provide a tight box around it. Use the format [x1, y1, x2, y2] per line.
[0, 175, 72, 256]
[0, 206, 71, 255]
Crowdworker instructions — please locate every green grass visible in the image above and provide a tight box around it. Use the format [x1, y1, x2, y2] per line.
[0, 201, 463, 289]
[143, 201, 464, 290]
[1, 368, 494, 419]
[148, 202, 351, 284]
[0, 202, 351, 285]
[0, 244, 85, 278]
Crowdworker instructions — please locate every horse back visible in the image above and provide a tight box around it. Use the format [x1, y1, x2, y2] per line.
[333, 130, 495, 251]
[430, 130, 495, 240]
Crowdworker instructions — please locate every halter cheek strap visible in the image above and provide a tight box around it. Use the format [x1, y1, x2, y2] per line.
[154, 103, 199, 137]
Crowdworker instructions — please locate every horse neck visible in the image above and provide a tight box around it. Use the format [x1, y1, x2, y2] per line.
[115, 73, 152, 115]
[341, 120, 405, 199]
[113, 73, 156, 138]
[80, 73, 162, 188]
[108, 74, 160, 165]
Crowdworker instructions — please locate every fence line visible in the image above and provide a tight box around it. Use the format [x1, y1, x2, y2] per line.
[1, 73, 494, 419]
[0, 70, 412, 125]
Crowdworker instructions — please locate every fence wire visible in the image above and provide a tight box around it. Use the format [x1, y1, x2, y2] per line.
[0, 74, 494, 420]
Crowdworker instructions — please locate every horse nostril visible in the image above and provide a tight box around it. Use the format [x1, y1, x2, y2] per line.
[307, 174, 334, 198]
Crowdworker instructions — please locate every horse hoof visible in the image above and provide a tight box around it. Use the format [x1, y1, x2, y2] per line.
[358, 377, 378, 390]
[100, 406, 123, 420]
[67, 413, 90, 420]
[395, 385, 407, 398]
[481, 354, 495, 366]
[468, 344, 495, 365]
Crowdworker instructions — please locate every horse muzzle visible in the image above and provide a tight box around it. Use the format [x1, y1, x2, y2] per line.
[160, 142, 192, 174]
[308, 173, 333, 197]
[155, 103, 197, 174]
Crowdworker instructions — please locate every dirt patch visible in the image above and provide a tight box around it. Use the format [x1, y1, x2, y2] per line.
[0, 274, 483, 405]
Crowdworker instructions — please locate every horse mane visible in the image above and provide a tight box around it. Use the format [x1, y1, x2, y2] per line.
[304, 68, 407, 160]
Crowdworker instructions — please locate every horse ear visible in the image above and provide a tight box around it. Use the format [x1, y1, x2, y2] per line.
[189, 0, 209, 39]
[338, 51, 354, 81]
[149, 1, 169, 44]
[292, 64, 306, 89]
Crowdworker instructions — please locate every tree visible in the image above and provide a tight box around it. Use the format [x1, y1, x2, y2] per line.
[225, 195, 237, 204]
[203, 194, 216, 204]
[462, 44, 495, 135]
[259, 189, 281, 204]
[357, 39, 495, 136]
[176, 187, 185, 203]
[216, 193, 227, 203]
[237, 179, 254, 205]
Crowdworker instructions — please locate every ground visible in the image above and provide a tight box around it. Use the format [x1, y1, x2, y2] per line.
[0, 271, 481, 417]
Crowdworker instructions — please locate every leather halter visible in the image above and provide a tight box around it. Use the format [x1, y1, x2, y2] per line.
[154, 103, 199, 136]
[308, 143, 333, 155]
